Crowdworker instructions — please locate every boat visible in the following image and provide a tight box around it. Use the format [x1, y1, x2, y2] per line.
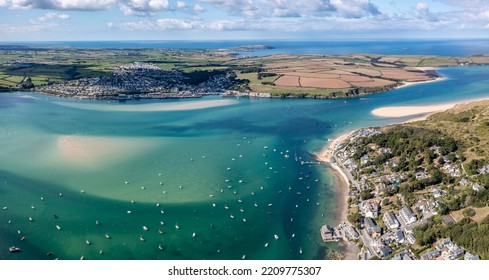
[56, 225, 61, 231]
[274, 234, 279, 240]
[96, 220, 100, 225]
[299, 247, 303, 254]
[85, 240, 90, 245]
[143, 226, 149, 231]
[242, 255, 246, 260]
[99, 250, 103, 255]
[127, 210, 132, 214]
[268, 203, 273, 207]
[212, 203, 216, 207]
[17, 230, 21, 235]
[158, 229, 164, 234]
[31, 205, 35, 209]
[264, 243, 268, 248]
[239, 208, 245, 213]
[175, 224, 180, 230]
[156, 203, 160, 207]
[160, 221, 165, 225]
[242, 218, 247, 223]
[230, 214, 235, 219]
[105, 233, 110, 239]
[192, 232, 196, 238]
[139, 236, 145, 242]
[2, 207, 7, 210]
[28, 217, 33, 222]
[9, 246, 21, 253]
[158, 244, 164, 251]
[224, 205, 229, 210]
[254, 202, 258, 207]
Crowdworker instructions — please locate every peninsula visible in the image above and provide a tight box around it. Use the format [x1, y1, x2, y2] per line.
[320, 99, 489, 260]
[2, 45, 489, 99]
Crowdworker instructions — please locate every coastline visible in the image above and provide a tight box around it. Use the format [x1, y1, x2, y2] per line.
[316, 132, 358, 260]
[317, 96, 489, 260]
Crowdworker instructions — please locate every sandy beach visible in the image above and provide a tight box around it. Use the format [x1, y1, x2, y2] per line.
[316, 132, 358, 259]
[372, 97, 489, 118]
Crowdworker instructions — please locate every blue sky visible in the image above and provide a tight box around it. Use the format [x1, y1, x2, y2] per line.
[0, 0, 488, 41]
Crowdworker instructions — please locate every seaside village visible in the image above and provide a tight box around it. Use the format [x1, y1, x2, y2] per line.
[320, 128, 484, 260]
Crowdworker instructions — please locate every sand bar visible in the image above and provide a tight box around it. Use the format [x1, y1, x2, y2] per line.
[55, 99, 237, 112]
[372, 97, 489, 118]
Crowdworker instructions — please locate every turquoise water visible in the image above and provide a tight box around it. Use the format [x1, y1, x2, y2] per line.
[1, 66, 489, 260]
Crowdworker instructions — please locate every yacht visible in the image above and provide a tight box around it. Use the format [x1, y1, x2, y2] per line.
[9, 246, 21, 253]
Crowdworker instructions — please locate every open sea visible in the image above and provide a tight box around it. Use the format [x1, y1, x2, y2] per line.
[1, 41, 489, 260]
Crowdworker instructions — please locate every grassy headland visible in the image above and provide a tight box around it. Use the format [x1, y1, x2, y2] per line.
[2, 45, 489, 99]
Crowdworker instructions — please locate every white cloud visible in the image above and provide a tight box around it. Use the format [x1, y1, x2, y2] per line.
[38, 12, 70, 21]
[176, 1, 185, 8]
[201, 0, 380, 19]
[120, 18, 194, 30]
[414, 2, 436, 21]
[193, 4, 204, 12]
[120, 0, 169, 16]
[7, 0, 117, 10]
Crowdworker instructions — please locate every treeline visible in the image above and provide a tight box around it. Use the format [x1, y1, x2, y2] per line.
[354, 126, 459, 172]
[414, 215, 489, 259]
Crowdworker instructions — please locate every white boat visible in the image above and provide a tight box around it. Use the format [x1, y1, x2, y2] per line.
[274, 235, 279, 240]
[268, 203, 273, 207]
[192, 232, 196, 238]
[242, 255, 246, 260]
[85, 240, 90, 245]
[17, 230, 21, 235]
[143, 226, 149, 231]
[175, 224, 180, 230]
[299, 247, 303, 254]
[230, 214, 235, 219]
[127, 210, 132, 214]
[242, 219, 247, 223]
[264, 243, 268, 248]
[139, 236, 145, 242]
[96, 220, 100, 225]
[212, 203, 216, 207]
[28, 217, 33, 222]
[156, 203, 160, 207]
[99, 250, 103, 255]
[240, 208, 244, 213]
[158, 229, 164, 234]
[158, 244, 164, 250]
[2, 207, 7, 210]
[224, 205, 229, 210]
[105, 234, 110, 239]
[160, 221, 165, 225]
[9, 246, 21, 253]
[56, 225, 61, 231]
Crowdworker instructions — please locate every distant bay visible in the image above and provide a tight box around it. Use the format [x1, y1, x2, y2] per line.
[2, 39, 489, 56]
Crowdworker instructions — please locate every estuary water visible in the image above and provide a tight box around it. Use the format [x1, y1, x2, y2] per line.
[1, 65, 489, 260]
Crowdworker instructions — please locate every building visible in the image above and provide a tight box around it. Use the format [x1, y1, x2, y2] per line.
[364, 217, 381, 236]
[383, 211, 400, 229]
[320, 225, 337, 242]
[345, 225, 360, 240]
[378, 245, 392, 257]
[405, 232, 416, 245]
[395, 230, 405, 244]
[399, 205, 417, 225]
[362, 201, 380, 218]
[464, 252, 480, 260]
[421, 250, 441, 260]
[392, 250, 413, 260]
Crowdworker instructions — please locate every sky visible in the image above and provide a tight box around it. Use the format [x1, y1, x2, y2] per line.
[0, 0, 488, 41]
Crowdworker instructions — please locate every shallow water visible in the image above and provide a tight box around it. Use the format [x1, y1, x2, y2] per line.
[1, 65, 489, 259]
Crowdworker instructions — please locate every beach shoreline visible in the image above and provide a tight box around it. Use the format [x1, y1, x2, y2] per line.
[315, 132, 358, 259]
[372, 96, 489, 119]
[317, 97, 489, 259]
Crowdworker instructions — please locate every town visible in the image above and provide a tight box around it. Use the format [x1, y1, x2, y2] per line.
[321, 107, 489, 260]
[36, 62, 241, 99]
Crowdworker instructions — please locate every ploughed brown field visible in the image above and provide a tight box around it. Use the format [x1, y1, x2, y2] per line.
[239, 54, 440, 95]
